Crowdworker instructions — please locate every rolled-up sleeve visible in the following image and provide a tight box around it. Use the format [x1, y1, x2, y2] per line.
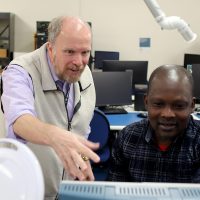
[1, 65, 36, 141]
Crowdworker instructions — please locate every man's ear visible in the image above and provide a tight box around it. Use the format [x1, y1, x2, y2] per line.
[144, 93, 148, 110]
[46, 42, 52, 54]
[46, 42, 54, 63]
[191, 97, 196, 112]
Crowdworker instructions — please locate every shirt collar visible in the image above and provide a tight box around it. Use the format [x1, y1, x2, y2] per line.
[46, 49, 91, 92]
[145, 124, 153, 143]
[145, 117, 193, 149]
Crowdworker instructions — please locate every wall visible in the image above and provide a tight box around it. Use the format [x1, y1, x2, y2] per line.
[0, 0, 200, 78]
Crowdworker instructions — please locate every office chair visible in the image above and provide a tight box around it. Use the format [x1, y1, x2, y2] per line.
[88, 108, 111, 180]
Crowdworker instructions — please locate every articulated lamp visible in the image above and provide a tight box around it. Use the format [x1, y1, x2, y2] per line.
[143, 0, 197, 42]
[0, 138, 44, 200]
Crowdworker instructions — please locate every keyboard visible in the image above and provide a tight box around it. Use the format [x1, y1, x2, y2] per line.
[100, 107, 128, 114]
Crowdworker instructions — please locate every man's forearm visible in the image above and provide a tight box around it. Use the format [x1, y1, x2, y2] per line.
[13, 113, 57, 146]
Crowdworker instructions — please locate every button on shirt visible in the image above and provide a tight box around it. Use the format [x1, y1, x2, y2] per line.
[108, 116, 200, 183]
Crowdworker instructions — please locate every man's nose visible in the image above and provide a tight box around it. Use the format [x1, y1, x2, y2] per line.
[72, 54, 83, 66]
[161, 106, 175, 118]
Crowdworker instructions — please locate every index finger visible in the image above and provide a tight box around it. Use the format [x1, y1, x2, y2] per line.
[80, 137, 100, 150]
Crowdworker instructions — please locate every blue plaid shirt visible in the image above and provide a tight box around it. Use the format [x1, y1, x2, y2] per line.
[108, 116, 200, 183]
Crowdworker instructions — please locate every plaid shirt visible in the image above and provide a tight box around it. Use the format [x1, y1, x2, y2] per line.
[108, 116, 200, 183]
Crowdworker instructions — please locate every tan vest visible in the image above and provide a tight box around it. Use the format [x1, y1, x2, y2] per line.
[10, 44, 96, 199]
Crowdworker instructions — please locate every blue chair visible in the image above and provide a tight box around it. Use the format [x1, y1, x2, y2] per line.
[88, 108, 111, 180]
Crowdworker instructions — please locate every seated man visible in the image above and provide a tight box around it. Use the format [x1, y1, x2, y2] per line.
[108, 65, 200, 182]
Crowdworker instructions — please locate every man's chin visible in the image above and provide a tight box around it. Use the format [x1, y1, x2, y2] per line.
[67, 70, 84, 83]
[157, 130, 178, 140]
[64, 75, 80, 83]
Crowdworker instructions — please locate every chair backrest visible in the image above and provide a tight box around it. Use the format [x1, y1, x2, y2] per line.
[88, 108, 110, 162]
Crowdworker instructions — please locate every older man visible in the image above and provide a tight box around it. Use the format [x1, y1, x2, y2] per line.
[1, 16, 99, 199]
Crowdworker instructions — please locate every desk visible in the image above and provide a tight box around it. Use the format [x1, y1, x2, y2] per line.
[106, 112, 144, 130]
[106, 112, 200, 131]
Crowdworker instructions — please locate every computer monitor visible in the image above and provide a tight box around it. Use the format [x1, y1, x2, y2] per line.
[94, 51, 119, 69]
[59, 181, 200, 200]
[102, 60, 148, 93]
[183, 53, 200, 69]
[191, 64, 200, 102]
[92, 71, 132, 107]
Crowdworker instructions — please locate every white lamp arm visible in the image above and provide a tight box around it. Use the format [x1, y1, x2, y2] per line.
[143, 0, 197, 42]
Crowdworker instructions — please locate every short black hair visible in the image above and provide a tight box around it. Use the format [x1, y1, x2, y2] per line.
[147, 65, 194, 96]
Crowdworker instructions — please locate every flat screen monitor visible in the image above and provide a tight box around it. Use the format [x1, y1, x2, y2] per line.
[102, 60, 148, 93]
[183, 53, 200, 68]
[92, 71, 132, 107]
[191, 64, 200, 101]
[94, 51, 119, 69]
[59, 181, 200, 200]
